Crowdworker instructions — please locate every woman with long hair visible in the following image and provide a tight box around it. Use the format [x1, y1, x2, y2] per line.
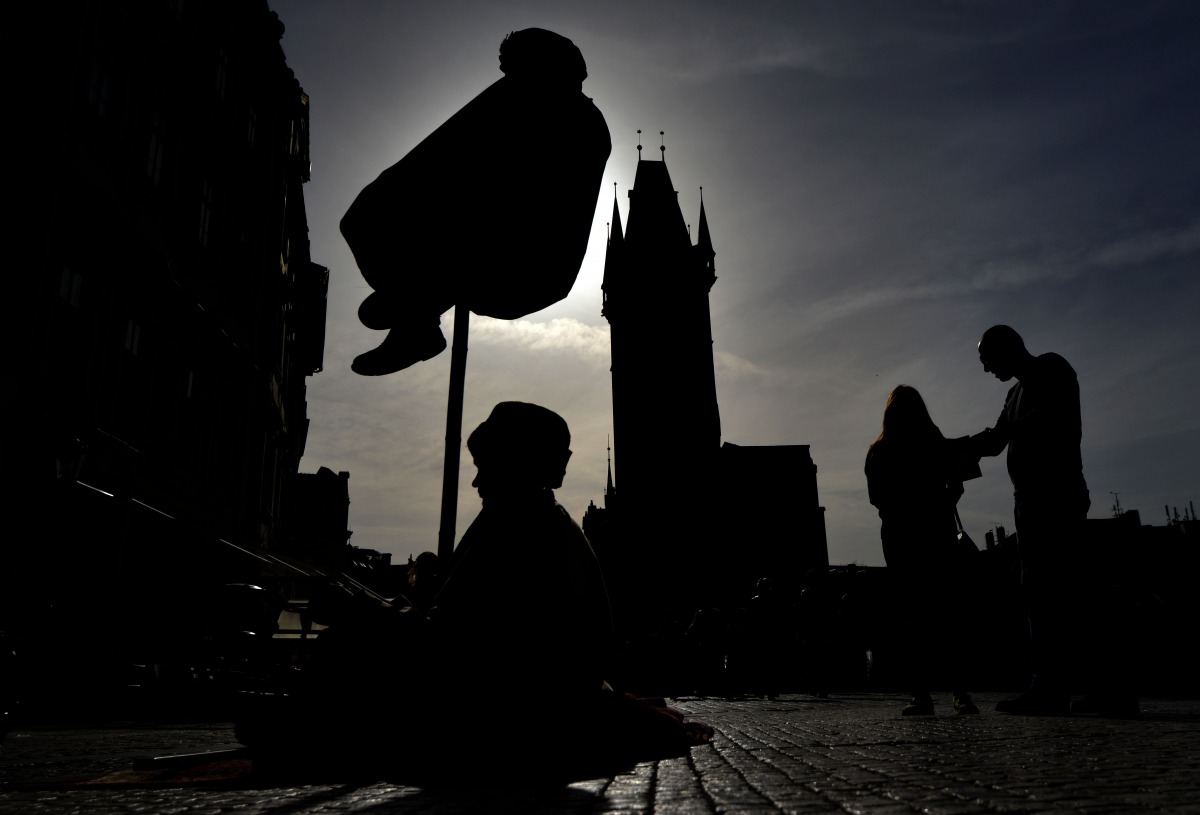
[866, 385, 978, 715]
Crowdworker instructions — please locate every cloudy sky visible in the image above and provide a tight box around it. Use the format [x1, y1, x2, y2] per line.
[271, 0, 1199, 567]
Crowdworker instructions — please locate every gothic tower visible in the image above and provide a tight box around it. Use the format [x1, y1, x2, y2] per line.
[600, 140, 723, 620]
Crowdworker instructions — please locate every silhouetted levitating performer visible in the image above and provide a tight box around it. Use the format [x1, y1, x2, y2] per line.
[866, 385, 978, 716]
[341, 29, 611, 375]
[969, 326, 1132, 715]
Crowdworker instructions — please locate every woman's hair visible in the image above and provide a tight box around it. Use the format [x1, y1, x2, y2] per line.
[871, 385, 940, 447]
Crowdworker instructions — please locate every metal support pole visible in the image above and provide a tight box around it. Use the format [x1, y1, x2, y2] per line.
[437, 305, 470, 563]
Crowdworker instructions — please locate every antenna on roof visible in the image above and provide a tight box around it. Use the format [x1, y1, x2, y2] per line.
[660, 131, 666, 159]
[637, 130, 642, 160]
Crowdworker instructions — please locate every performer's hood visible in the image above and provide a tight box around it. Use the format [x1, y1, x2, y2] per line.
[468, 401, 572, 489]
[499, 28, 587, 87]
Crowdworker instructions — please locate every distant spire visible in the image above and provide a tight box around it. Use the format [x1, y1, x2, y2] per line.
[606, 435, 615, 496]
[609, 185, 624, 244]
[602, 188, 625, 298]
[606, 183, 618, 241]
[695, 187, 716, 281]
[697, 189, 713, 252]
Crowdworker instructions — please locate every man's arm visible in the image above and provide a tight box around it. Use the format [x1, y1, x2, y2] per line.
[969, 403, 1012, 459]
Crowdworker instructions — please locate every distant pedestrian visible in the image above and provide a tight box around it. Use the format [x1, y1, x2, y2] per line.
[402, 551, 440, 614]
[866, 385, 978, 715]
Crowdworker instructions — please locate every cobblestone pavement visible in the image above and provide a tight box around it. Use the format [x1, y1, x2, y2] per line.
[2, 692, 1198, 814]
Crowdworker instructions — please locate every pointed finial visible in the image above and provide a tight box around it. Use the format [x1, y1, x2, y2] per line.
[660, 131, 666, 159]
[605, 435, 616, 495]
[637, 130, 642, 159]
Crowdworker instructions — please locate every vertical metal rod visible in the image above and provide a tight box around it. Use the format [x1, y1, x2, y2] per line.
[437, 305, 470, 564]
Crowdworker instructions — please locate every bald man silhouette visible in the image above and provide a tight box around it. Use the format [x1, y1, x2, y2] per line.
[970, 326, 1132, 716]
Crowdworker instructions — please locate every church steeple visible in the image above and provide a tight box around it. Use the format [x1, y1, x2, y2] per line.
[600, 138, 722, 524]
[587, 137, 829, 631]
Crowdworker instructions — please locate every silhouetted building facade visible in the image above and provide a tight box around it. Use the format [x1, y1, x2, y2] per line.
[588, 145, 828, 630]
[716, 443, 830, 586]
[10, 1, 328, 672]
[286, 468, 352, 574]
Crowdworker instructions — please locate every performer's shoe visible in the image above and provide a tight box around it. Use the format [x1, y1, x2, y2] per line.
[952, 693, 980, 715]
[1071, 694, 1139, 716]
[352, 324, 446, 376]
[902, 695, 934, 716]
[995, 689, 1070, 716]
[357, 291, 395, 330]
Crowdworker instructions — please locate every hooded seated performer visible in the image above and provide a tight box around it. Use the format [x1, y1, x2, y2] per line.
[237, 403, 708, 780]
[428, 403, 708, 769]
[431, 401, 613, 715]
[341, 29, 611, 376]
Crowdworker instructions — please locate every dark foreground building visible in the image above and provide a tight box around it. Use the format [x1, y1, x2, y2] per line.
[8, 1, 328, 717]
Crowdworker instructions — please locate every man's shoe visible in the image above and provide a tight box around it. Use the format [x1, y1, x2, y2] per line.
[902, 696, 935, 716]
[995, 690, 1070, 716]
[952, 693, 980, 715]
[1071, 694, 1139, 716]
[352, 324, 447, 376]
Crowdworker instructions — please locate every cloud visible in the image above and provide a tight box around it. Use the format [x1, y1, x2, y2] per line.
[759, 217, 1200, 342]
[468, 315, 611, 362]
[1088, 219, 1200, 268]
[713, 349, 775, 382]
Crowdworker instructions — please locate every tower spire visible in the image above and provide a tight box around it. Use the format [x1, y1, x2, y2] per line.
[601, 185, 624, 312]
[609, 183, 623, 242]
[606, 435, 615, 497]
[695, 186, 716, 283]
